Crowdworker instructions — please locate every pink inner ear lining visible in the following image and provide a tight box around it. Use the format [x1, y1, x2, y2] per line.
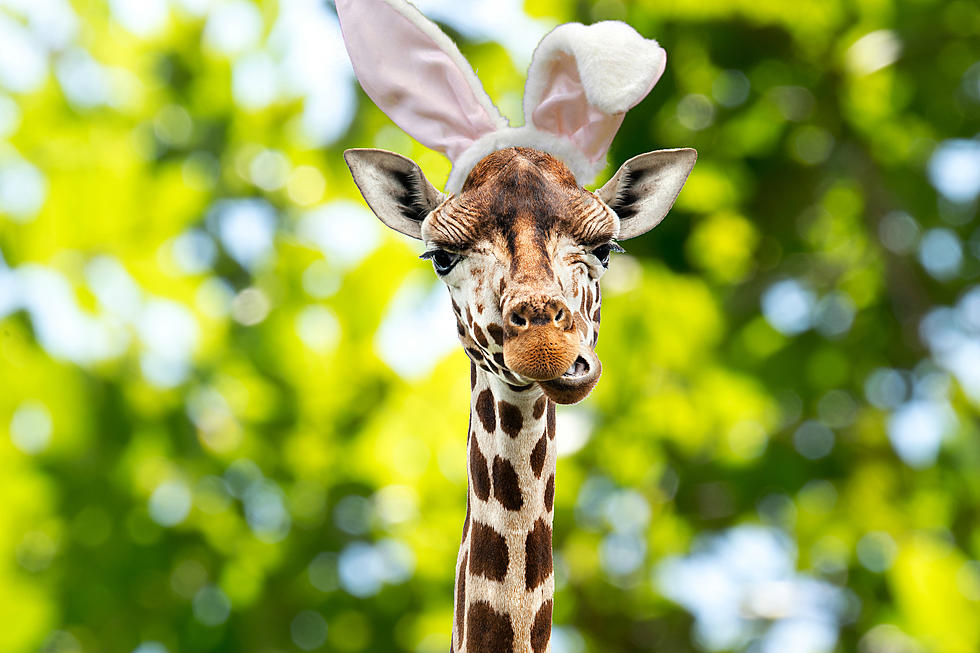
[336, 0, 503, 161]
[529, 54, 626, 164]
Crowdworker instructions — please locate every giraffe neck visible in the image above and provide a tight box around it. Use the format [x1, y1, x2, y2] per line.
[452, 363, 557, 653]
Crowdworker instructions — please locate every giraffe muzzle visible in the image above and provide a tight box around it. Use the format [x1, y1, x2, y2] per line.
[501, 325, 580, 381]
[537, 344, 601, 404]
[501, 295, 580, 381]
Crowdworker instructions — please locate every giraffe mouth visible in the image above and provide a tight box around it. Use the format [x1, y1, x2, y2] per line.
[537, 346, 601, 405]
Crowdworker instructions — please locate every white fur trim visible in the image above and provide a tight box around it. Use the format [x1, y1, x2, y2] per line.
[380, 0, 509, 132]
[523, 21, 666, 119]
[444, 126, 605, 193]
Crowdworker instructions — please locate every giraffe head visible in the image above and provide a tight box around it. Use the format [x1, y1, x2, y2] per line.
[345, 145, 696, 404]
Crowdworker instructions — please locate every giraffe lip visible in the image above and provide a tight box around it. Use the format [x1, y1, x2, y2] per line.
[562, 355, 591, 379]
[537, 347, 601, 405]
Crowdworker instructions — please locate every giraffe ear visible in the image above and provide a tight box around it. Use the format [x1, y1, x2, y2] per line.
[344, 148, 446, 240]
[596, 148, 697, 239]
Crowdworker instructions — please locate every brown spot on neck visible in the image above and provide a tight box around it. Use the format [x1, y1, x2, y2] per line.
[531, 600, 553, 653]
[492, 456, 523, 511]
[466, 602, 514, 652]
[469, 521, 509, 581]
[476, 389, 496, 432]
[525, 518, 553, 590]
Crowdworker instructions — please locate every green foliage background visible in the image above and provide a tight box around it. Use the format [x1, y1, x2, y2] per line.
[1, 0, 979, 652]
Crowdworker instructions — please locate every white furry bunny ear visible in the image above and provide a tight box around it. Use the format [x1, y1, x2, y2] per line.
[523, 22, 667, 182]
[338, 1, 673, 194]
[335, 0, 508, 162]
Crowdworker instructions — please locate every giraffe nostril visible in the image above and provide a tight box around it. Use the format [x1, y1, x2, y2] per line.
[554, 309, 564, 324]
[510, 312, 527, 328]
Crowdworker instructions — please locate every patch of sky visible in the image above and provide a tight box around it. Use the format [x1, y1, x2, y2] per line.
[864, 368, 909, 409]
[170, 0, 214, 18]
[149, 479, 192, 526]
[209, 198, 277, 271]
[296, 200, 381, 269]
[0, 13, 48, 93]
[267, 0, 355, 144]
[576, 479, 651, 578]
[0, 93, 20, 138]
[170, 229, 217, 275]
[920, 295, 980, 405]
[137, 297, 199, 387]
[249, 148, 290, 191]
[793, 421, 835, 460]
[16, 264, 121, 364]
[0, 152, 47, 221]
[242, 479, 291, 542]
[928, 139, 980, 204]
[413, 0, 554, 67]
[655, 525, 847, 653]
[551, 626, 586, 653]
[337, 539, 416, 598]
[232, 50, 280, 110]
[917, 228, 962, 281]
[555, 408, 592, 457]
[0, 0, 79, 50]
[2, 255, 203, 384]
[812, 292, 855, 339]
[55, 48, 114, 109]
[598, 488, 652, 579]
[85, 256, 143, 322]
[886, 398, 956, 467]
[856, 531, 897, 573]
[375, 273, 458, 380]
[108, 0, 169, 37]
[223, 458, 264, 499]
[203, 0, 262, 56]
[0, 250, 18, 318]
[762, 279, 815, 335]
[333, 495, 372, 536]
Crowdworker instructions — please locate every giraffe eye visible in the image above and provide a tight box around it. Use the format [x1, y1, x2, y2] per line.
[591, 242, 625, 268]
[420, 249, 461, 275]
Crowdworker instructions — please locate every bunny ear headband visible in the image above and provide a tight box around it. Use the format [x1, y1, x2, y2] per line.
[335, 0, 667, 193]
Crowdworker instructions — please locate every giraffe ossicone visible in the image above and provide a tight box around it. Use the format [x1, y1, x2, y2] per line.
[336, 1, 696, 650]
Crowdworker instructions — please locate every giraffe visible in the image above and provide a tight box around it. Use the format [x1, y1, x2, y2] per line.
[344, 144, 696, 652]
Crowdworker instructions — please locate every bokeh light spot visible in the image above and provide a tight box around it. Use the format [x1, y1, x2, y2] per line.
[793, 421, 835, 460]
[290, 610, 327, 651]
[192, 585, 231, 626]
[878, 211, 919, 254]
[296, 305, 340, 353]
[0, 156, 47, 221]
[918, 228, 963, 281]
[856, 531, 897, 573]
[203, 0, 263, 56]
[928, 139, 980, 203]
[10, 399, 53, 454]
[149, 479, 192, 527]
[762, 280, 815, 335]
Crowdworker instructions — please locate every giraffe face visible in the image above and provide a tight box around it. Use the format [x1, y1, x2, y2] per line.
[421, 148, 613, 404]
[345, 145, 696, 403]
